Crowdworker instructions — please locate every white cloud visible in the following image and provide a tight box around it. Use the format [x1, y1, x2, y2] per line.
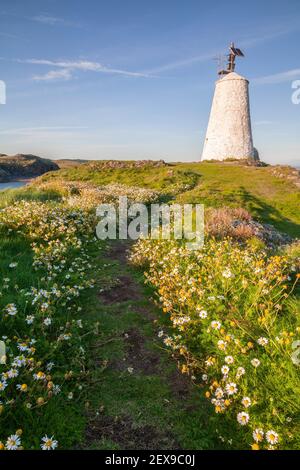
[253, 69, 300, 85]
[32, 69, 72, 82]
[19, 58, 150, 80]
[30, 14, 80, 27]
[145, 52, 216, 74]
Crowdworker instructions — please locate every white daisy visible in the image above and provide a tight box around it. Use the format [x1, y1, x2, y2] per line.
[253, 428, 264, 443]
[221, 365, 230, 375]
[236, 367, 245, 378]
[241, 396, 251, 408]
[251, 358, 261, 368]
[222, 269, 233, 279]
[6, 304, 17, 316]
[217, 340, 227, 351]
[9, 262, 18, 269]
[0, 380, 8, 391]
[25, 315, 34, 325]
[266, 430, 279, 445]
[40, 435, 58, 450]
[237, 412, 249, 426]
[257, 337, 268, 347]
[43, 317, 52, 326]
[215, 387, 224, 399]
[225, 382, 238, 396]
[5, 434, 21, 450]
[225, 356, 234, 364]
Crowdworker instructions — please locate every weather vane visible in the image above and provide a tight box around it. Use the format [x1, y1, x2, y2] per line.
[217, 42, 244, 77]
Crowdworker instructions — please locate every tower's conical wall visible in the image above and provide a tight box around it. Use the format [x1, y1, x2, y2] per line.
[201, 72, 256, 161]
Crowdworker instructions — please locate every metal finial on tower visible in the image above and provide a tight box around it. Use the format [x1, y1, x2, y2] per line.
[218, 42, 244, 77]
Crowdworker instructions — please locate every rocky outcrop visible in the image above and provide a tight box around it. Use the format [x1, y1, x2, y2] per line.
[0, 154, 59, 182]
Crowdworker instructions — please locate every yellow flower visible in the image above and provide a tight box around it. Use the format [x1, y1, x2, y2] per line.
[181, 364, 188, 374]
[0, 442, 4, 450]
[251, 443, 260, 450]
[205, 391, 210, 398]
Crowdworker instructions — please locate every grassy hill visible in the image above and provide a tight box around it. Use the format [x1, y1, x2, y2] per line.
[0, 159, 299, 450]
[37, 161, 300, 237]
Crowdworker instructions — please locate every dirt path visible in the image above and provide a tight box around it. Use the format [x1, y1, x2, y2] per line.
[82, 240, 217, 450]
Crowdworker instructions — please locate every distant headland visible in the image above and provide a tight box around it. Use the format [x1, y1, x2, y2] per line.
[0, 153, 59, 182]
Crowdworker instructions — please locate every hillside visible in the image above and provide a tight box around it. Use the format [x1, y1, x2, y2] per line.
[0, 153, 59, 182]
[37, 160, 300, 237]
[0, 159, 299, 450]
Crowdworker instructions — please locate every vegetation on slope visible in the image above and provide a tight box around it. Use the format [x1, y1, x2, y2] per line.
[0, 183, 219, 450]
[38, 161, 300, 237]
[131, 237, 300, 450]
[0, 161, 299, 450]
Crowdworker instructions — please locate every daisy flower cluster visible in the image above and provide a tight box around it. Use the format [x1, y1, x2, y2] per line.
[130, 237, 300, 450]
[0, 199, 99, 449]
[33, 180, 161, 209]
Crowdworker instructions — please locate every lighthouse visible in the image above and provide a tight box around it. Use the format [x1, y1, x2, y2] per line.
[201, 43, 258, 162]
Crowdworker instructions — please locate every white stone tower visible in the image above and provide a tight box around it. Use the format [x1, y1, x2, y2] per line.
[201, 43, 257, 162]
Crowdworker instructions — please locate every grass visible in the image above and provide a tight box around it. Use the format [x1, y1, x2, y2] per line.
[0, 185, 220, 450]
[37, 161, 300, 237]
[0, 159, 299, 450]
[80, 241, 219, 450]
[0, 224, 87, 449]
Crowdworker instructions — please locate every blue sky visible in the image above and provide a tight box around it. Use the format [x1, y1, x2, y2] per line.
[0, 0, 299, 164]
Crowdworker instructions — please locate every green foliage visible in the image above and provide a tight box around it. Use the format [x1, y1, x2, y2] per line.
[130, 237, 300, 450]
[39, 161, 300, 236]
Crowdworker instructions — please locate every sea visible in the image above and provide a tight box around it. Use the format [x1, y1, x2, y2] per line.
[0, 181, 28, 191]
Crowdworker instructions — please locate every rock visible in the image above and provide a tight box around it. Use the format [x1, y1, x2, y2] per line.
[0, 154, 59, 182]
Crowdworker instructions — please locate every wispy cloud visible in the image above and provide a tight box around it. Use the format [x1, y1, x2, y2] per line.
[253, 69, 300, 85]
[19, 58, 150, 81]
[146, 19, 300, 75]
[32, 69, 72, 82]
[0, 126, 88, 136]
[30, 14, 81, 27]
[145, 52, 216, 74]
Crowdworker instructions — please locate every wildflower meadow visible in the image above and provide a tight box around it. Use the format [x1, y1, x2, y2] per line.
[0, 172, 299, 450]
[130, 237, 300, 450]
